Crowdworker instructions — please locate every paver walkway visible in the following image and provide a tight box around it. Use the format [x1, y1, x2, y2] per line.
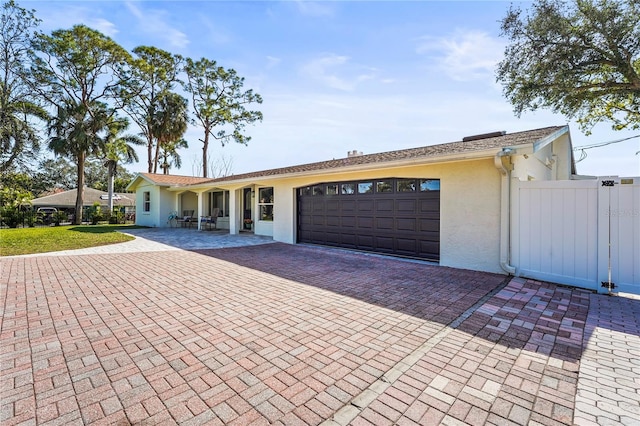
[1, 234, 639, 425]
[574, 294, 640, 425]
[9, 228, 274, 258]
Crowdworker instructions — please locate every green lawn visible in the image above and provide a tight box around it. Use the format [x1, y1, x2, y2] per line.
[0, 225, 143, 256]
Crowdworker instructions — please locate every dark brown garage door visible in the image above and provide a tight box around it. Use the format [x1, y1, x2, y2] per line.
[297, 178, 440, 261]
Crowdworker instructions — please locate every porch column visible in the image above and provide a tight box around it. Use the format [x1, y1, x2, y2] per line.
[196, 191, 204, 231]
[174, 193, 180, 215]
[229, 189, 238, 235]
[171, 191, 183, 228]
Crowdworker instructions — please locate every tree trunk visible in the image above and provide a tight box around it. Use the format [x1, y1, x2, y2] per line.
[75, 151, 85, 225]
[147, 124, 153, 173]
[107, 161, 116, 212]
[202, 130, 209, 178]
[153, 137, 161, 174]
[147, 141, 153, 173]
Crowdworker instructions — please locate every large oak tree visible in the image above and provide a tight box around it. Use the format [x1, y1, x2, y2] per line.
[497, 0, 640, 133]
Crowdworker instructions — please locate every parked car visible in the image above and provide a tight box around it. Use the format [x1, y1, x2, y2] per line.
[37, 207, 57, 224]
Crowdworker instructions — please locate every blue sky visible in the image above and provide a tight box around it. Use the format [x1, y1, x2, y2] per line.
[23, 0, 640, 177]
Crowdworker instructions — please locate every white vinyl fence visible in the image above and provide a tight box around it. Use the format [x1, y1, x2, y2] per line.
[513, 177, 639, 295]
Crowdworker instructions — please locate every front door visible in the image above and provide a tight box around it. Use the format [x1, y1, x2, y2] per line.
[243, 188, 253, 230]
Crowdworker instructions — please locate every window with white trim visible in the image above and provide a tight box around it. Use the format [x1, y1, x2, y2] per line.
[143, 191, 150, 212]
[258, 187, 274, 221]
[210, 191, 230, 217]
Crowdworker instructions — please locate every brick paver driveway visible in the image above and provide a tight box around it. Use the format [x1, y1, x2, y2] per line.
[0, 243, 624, 425]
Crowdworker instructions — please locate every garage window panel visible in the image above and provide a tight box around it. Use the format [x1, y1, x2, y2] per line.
[341, 183, 355, 194]
[420, 179, 440, 191]
[327, 184, 338, 195]
[358, 182, 373, 194]
[376, 180, 393, 193]
[397, 179, 417, 192]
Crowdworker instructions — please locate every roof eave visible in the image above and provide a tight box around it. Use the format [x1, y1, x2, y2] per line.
[126, 174, 173, 191]
[165, 183, 216, 192]
[187, 148, 504, 188]
[532, 125, 569, 152]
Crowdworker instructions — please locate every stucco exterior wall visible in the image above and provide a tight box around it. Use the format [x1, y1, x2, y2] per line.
[553, 133, 573, 179]
[157, 188, 175, 227]
[179, 192, 198, 216]
[245, 158, 502, 273]
[134, 185, 177, 228]
[135, 182, 158, 227]
[512, 147, 554, 181]
[438, 160, 502, 273]
[511, 134, 572, 182]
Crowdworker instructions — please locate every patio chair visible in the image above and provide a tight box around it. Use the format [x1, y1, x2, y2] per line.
[167, 211, 178, 227]
[200, 208, 220, 230]
[177, 210, 195, 228]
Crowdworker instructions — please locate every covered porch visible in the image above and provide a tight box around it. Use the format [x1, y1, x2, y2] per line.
[166, 184, 272, 237]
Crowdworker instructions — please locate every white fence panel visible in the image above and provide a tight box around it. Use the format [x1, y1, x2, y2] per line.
[514, 180, 599, 290]
[515, 178, 639, 294]
[601, 178, 640, 295]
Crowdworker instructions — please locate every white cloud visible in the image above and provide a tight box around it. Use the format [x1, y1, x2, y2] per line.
[36, 7, 118, 38]
[124, 1, 189, 49]
[90, 18, 118, 38]
[301, 54, 376, 91]
[416, 29, 505, 81]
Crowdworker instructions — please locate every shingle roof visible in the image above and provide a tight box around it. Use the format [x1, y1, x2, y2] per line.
[138, 173, 215, 186]
[133, 126, 568, 188]
[208, 125, 567, 183]
[31, 187, 135, 207]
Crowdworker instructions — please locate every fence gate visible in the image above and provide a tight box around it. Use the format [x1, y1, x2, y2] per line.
[513, 177, 639, 295]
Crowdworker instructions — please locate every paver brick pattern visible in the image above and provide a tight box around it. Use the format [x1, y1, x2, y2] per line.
[2, 244, 503, 425]
[365, 277, 591, 426]
[1, 242, 638, 425]
[574, 293, 640, 426]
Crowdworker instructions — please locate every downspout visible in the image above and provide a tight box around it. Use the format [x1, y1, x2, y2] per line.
[494, 148, 516, 274]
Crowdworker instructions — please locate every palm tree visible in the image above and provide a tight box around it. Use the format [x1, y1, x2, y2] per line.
[48, 99, 110, 224]
[0, 91, 48, 170]
[103, 117, 144, 211]
[160, 138, 188, 174]
[152, 92, 189, 173]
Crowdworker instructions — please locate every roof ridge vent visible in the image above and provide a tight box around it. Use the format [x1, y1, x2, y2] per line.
[462, 131, 506, 142]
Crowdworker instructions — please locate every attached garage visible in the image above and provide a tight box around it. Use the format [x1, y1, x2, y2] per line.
[297, 178, 440, 261]
[130, 125, 578, 276]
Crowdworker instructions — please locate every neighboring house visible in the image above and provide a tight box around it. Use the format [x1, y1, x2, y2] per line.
[128, 125, 575, 275]
[31, 187, 136, 215]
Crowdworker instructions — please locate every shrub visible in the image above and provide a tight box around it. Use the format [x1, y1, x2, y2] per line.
[89, 202, 103, 225]
[53, 211, 67, 226]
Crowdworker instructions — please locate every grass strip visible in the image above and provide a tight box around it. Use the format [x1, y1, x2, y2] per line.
[0, 225, 142, 256]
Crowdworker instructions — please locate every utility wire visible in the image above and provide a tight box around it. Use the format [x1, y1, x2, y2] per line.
[573, 134, 640, 163]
